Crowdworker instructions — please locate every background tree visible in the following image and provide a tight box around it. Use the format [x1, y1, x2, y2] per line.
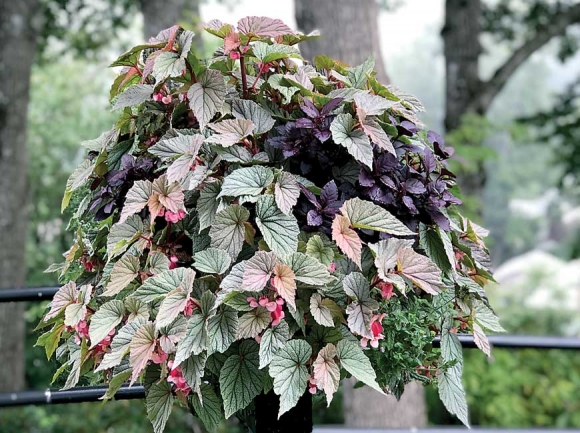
[295, 0, 389, 84]
[0, 0, 38, 392]
[443, 0, 580, 200]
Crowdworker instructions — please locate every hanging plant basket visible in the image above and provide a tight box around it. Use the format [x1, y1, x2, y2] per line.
[37, 15, 501, 433]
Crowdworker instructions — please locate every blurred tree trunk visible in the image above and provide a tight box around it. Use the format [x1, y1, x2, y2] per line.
[295, 0, 389, 84]
[296, 1, 425, 428]
[442, 0, 580, 201]
[141, 0, 204, 55]
[0, 0, 38, 391]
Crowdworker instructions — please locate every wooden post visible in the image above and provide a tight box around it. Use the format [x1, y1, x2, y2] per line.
[255, 391, 313, 433]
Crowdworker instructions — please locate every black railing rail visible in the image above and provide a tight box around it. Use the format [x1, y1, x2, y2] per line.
[2, 286, 580, 410]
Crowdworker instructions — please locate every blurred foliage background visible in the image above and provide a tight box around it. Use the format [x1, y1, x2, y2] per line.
[1, 0, 579, 431]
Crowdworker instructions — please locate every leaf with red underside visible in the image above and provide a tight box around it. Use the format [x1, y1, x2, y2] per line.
[272, 263, 296, 308]
[237, 16, 294, 38]
[331, 214, 362, 268]
[313, 343, 340, 406]
[45, 281, 78, 320]
[396, 248, 442, 295]
[129, 322, 157, 385]
[242, 251, 278, 292]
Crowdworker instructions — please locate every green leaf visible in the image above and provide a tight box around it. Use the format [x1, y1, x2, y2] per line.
[396, 248, 442, 295]
[194, 248, 232, 275]
[96, 319, 145, 372]
[153, 51, 185, 81]
[306, 235, 334, 266]
[274, 171, 300, 215]
[174, 312, 208, 368]
[125, 298, 150, 322]
[208, 306, 238, 354]
[188, 69, 227, 129]
[220, 261, 246, 292]
[310, 294, 335, 327]
[255, 195, 299, 258]
[62, 160, 94, 211]
[438, 363, 469, 427]
[132, 268, 196, 303]
[341, 198, 415, 236]
[231, 98, 276, 135]
[419, 224, 453, 274]
[473, 300, 505, 333]
[64, 303, 86, 327]
[107, 215, 145, 259]
[146, 380, 174, 433]
[101, 367, 132, 401]
[252, 41, 301, 63]
[347, 56, 374, 89]
[35, 323, 65, 360]
[156, 288, 190, 329]
[149, 132, 204, 159]
[219, 166, 274, 198]
[336, 339, 383, 393]
[219, 340, 263, 418]
[209, 205, 250, 260]
[197, 180, 223, 231]
[269, 339, 312, 417]
[330, 113, 373, 169]
[148, 252, 170, 275]
[206, 119, 255, 147]
[191, 383, 224, 430]
[119, 180, 152, 223]
[237, 307, 271, 339]
[284, 252, 333, 286]
[259, 320, 290, 369]
[268, 74, 299, 104]
[342, 272, 378, 339]
[89, 300, 125, 349]
[103, 255, 140, 296]
[113, 84, 154, 110]
[181, 353, 207, 396]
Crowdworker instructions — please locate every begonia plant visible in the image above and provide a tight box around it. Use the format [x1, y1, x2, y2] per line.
[37, 16, 502, 433]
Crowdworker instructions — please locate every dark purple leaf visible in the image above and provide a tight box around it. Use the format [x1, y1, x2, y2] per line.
[300, 98, 320, 118]
[427, 130, 444, 147]
[405, 178, 426, 194]
[307, 209, 323, 226]
[296, 118, 316, 129]
[320, 180, 338, 207]
[320, 98, 343, 116]
[359, 169, 375, 187]
[402, 196, 419, 215]
[422, 149, 436, 173]
[312, 128, 331, 142]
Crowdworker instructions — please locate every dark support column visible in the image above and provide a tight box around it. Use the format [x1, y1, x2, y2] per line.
[255, 391, 313, 433]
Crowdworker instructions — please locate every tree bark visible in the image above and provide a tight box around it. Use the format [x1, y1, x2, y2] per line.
[140, 0, 202, 42]
[342, 379, 427, 428]
[295, 0, 389, 84]
[0, 0, 38, 391]
[255, 391, 312, 433]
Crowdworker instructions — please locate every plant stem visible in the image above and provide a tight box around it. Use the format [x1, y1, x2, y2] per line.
[240, 56, 248, 98]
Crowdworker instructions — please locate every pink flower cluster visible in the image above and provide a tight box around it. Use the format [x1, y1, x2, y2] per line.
[361, 313, 386, 349]
[168, 255, 179, 269]
[73, 319, 89, 344]
[183, 298, 196, 316]
[93, 328, 116, 354]
[307, 375, 318, 394]
[167, 360, 191, 395]
[151, 347, 169, 365]
[247, 295, 285, 326]
[153, 92, 172, 105]
[158, 208, 186, 223]
[378, 281, 396, 300]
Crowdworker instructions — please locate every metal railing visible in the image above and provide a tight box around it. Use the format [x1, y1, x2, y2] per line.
[1, 286, 580, 414]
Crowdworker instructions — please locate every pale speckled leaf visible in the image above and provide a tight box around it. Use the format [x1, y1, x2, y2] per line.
[255, 195, 299, 258]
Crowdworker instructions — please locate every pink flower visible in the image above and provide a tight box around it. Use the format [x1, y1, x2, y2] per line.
[255, 335, 262, 344]
[361, 314, 385, 349]
[378, 282, 396, 300]
[162, 95, 172, 105]
[152, 93, 164, 102]
[258, 62, 272, 74]
[183, 298, 196, 316]
[307, 375, 317, 394]
[247, 297, 259, 309]
[167, 364, 191, 396]
[169, 255, 179, 269]
[327, 262, 337, 273]
[151, 348, 168, 364]
[229, 51, 241, 60]
[164, 209, 186, 223]
[75, 319, 90, 341]
[270, 303, 285, 326]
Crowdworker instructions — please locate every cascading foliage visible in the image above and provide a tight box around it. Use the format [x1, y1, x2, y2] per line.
[37, 16, 502, 432]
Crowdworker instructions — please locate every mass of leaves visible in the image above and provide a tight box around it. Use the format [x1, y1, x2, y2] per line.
[37, 16, 501, 432]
